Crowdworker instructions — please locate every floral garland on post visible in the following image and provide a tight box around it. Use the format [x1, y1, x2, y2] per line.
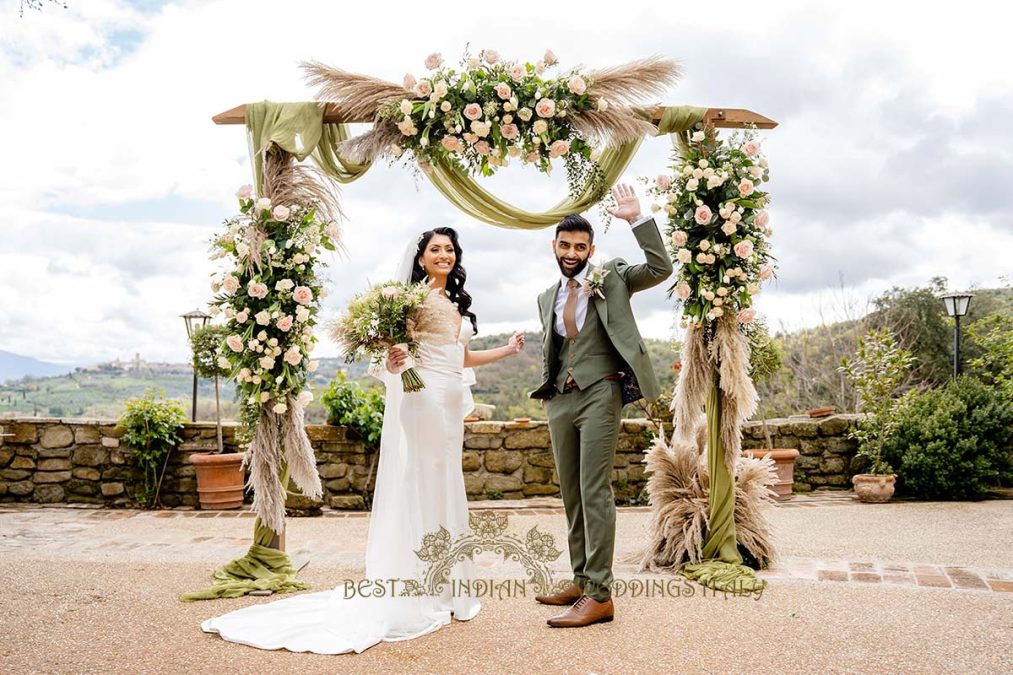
[303, 50, 681, 201]
[208, 183, 340, 532]
[646, 125, 775, 328]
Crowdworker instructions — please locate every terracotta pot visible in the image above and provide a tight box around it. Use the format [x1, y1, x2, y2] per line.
[851, 474, 896, 503]
[191, 452, 246, 510]
[744, 448, 799, 500]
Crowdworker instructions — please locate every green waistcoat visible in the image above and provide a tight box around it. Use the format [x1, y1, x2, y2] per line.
[553, 299, 626, 393]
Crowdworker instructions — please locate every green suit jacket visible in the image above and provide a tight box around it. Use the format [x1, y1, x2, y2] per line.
[529, 216, 674, 402]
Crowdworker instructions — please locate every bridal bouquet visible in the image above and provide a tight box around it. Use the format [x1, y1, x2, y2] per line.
[646, 125, 776, 328]
[331, 281, 432, 392]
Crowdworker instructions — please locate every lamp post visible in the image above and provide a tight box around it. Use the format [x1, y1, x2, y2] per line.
[181, 309, 212, 421]
[939, 291, 973, 379]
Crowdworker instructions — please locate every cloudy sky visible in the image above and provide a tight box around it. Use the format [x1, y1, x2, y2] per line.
[1, 0, 1010, 365]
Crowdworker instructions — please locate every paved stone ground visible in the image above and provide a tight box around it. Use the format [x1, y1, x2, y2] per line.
[1, 494, 1011, 673]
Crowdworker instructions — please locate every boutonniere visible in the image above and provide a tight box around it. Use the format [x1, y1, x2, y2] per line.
[583, 265, 609, 299]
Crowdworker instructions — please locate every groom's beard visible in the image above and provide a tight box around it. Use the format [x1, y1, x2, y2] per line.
[556, 254, 590, 278]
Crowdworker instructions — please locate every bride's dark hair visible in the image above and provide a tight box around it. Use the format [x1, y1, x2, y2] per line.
[411, 227, 478, 334]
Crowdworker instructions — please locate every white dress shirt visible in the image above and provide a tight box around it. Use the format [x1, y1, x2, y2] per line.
[552, 214, 653, 337]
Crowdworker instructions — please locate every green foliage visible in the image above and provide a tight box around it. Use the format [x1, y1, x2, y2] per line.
[484, 490, 504, 500]
[839, 328, 914, 474]
[745, 318, 784, 386]
[967, 311, 1013, 399]
[320, 372, 385, 448]
[117, 390, 187, 508]
[190, 325, 231, 379]
[882, 377, 1013, 499]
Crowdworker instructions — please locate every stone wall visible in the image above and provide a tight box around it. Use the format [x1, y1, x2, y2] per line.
[0, 415, 859, 507]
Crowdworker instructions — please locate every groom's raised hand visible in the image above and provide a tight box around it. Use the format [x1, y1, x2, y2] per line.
[606, 183, 642, 224]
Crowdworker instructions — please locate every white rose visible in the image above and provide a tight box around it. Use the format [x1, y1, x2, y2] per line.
[255, 197, 272, 211]
[273, 402, 288, 414]
[691, 131, 705, 142]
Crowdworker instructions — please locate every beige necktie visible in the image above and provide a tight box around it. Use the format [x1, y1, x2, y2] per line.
[563, 278, 579, 338]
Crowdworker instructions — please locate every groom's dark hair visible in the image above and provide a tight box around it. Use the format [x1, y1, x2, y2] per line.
[555, 214, 595, 244]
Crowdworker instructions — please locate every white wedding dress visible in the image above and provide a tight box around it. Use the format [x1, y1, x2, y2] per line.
[201, 291, 481, 654]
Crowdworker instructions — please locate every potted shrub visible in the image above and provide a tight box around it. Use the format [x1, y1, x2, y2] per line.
[839, 328, 914, 503]
[189, 325, 245, 510]
[118, 390, 187, 508]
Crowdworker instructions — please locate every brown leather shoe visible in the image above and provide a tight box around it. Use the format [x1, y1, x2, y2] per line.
[535, 583, 583, 606]
[547, 595, 614, 627]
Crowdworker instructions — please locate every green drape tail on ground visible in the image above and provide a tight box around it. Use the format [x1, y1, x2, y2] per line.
[681, 381, 766, 593]
[180, 466, 308, 602]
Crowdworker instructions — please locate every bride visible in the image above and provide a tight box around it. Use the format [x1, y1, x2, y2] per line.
[201, 227, 525, 654]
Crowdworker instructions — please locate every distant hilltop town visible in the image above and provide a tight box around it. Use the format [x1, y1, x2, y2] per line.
[74, 353, 191, 377]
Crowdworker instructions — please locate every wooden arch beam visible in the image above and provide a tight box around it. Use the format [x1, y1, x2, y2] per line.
[212, 104, 777, 129]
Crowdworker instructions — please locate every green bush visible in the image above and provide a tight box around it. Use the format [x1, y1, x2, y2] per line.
[839, 328, 914, 474]
[882, 377, 1013, 500]
[118, 390, 187, 508]
[320, 372, 385, 448]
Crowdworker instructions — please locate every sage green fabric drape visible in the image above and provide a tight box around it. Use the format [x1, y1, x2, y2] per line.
[246, 101, 371, 191]
[244, 101, 708, 228]
[681, 382, 766, 593]
[181, 466, 309, 601]
[423, 105, 709, 230]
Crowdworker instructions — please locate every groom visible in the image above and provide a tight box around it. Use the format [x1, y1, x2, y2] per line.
[529, 183, 672, 627]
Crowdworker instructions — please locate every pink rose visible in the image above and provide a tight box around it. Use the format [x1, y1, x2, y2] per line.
[734, 240, 755, 258]
[482, 49, 499, 64]
[247, 281, 268, 299]
[293, 285, 314, 305]
[671, 231, 688, 247]
[474, 140, 491, 156]
[272, 205, 290, 221]
[656, 175, 671, 190]
[694, 205, 712, 225]
[675, 282, 691, 300]
[226, 335, 244, 352]
[380, 286, 400, 299]
[742, 141, 760, 157]
[495, 82, 512, 100]
[510, 64, 525, 82]
[415, 80, 432, 97]
[500, 123, 519, 140]
[754, 210, 769, 227]
[222, 276, 240, 295]
[276, 315, 294, 332]
[463, 103, 483, 121]
[403, 73, 416, 91]
[525, 151, 540, 163]
[759, 266, 773, 281]
[283, 347, 302, 366]
[535, 98, 556, 118]
[548, 139, 570, 158]
[738, 179, 754, 197]
[235, 184, 253, 200]
[737, 308, 757, 324]
[325, 222, 340, 241]
[441, 135, 462, 152]
[567, 75, 587, 95]
[543, 49, 558, 65]
[424, 52, 442, 70]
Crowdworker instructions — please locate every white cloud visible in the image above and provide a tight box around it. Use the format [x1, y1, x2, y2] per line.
[1, 0, 1011, 363]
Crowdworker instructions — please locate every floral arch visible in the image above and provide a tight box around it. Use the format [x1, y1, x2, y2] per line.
[182, 48, 779, 601]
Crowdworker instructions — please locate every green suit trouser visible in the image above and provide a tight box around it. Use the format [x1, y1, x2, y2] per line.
[545, 377, 623, 602]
